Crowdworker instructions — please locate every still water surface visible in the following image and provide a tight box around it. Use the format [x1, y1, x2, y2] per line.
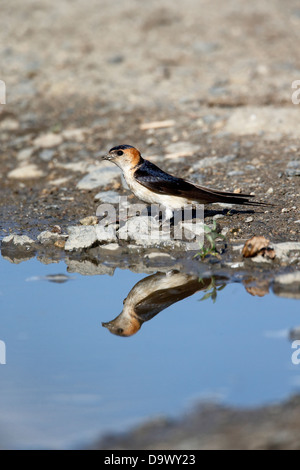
[0, 257, 299, 449]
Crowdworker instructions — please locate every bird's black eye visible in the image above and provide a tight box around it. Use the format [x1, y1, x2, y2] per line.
[117, 150, 124, 156]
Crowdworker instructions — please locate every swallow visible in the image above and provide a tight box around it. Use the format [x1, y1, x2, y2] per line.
[102, 270, 226, 337]
[103, 144, 267, 219]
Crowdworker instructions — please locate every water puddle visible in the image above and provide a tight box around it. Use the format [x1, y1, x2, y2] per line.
[0, 255, 300, 449]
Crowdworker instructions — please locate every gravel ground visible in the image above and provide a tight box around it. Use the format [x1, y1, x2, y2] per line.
[1, 0, 300, 450]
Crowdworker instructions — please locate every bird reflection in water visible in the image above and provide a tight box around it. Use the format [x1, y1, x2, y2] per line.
[102, 271, 227, 337]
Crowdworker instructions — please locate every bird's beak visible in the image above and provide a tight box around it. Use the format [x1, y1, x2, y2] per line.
[102, 153, 114, 161]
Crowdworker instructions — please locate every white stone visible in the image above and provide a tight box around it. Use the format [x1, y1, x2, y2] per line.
[64, 226, 98, 251]
[33, 132, 63, 148]
[8, 164, 45, 179]
[225, 107, 300, 140]
[2, 234, 35, 246]
[76, 163, 121, 190]
[94, 190, 120, 203]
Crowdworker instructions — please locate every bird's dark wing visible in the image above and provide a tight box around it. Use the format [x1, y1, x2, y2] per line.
[134, 160, 265, 206]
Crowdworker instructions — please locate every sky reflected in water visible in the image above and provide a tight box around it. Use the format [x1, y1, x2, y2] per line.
[0, 257, 300, 449]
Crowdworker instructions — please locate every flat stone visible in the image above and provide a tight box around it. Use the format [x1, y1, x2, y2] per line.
[33, 132, 63, 148]
[8, 163, 45, 179]
[62, 128, 89, 142]
[193, 154, 236, 170]
[274, 242, 300, 261]
[39, 149, 55, 161]
[94, 190, 120, 203]
[37, 231, 66, 245]
[225, 107, 300, 140]
[76, 163, 121, 190]
[95, 224, 118, 243]
[164, 141, 200, 159]
[2, 234, 35, 247]
[79, 216, 99, 226]
[17, 148, 34, 161]
[64, 226, 98, 251]
[0, 118, 19, 130]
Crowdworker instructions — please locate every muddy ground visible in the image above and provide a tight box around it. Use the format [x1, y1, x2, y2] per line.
[1, 0, 300, 450]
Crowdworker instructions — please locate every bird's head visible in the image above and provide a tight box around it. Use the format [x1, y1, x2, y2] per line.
[102, 145, 143, 170]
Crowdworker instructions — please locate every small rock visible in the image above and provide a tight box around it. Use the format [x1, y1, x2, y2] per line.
[39, 149, 55, 161]
[8, 164, 45, 179]
[164, 141, 200, 159]
[140, 120, 175, 130]
[267, 187, 274, 194]
[65, 226, 98, 251]
[281, 208, 290, 213]
[94, 190, 120, 203]
[286, 169, 300, 177]
[0, 118, 19, 130]
[193, 154, 236, 170]
[2, 234, 35, 247]
[274, 242, 300, 261]
[17, 148, 34, 161]
[49, 177, 71, 186]
[245, 217, 253, 223]
[33, 133, 63, 148]
[54, 239, 66, 249]
[62, 128, 89, 142]
[79, 216, 99, 226]
[286, 161, 300, 176]
[227, 171, 244, 177]
[37, 231, 66, 245]
[221, 227, 229, 236]
[96, 224, 118, 243]
[51, 225, 62, 234]
[76, 163, 121, 190]
[225, 107, 300, 139]
[100, 243, 120, 251]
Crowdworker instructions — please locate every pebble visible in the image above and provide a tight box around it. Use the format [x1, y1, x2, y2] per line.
[61, 128, 89, 142]
[39, 149, 55, 161]
[227, 170, 244, 176]
[64, 226, 98, 251]
[164, 141, 200, 159]
[0, 118, 19, 130]
[245, 217, 253, 223]
[8, 163, 45, 179]
[286, 160, 300, 177]
[193, 154, 236, 170]
[76, 164, 121, 190]
[266, 187, 274, 194]
[37, 231, 66, 245]
[33, 132, 63, 148]
[79, 216, 99, 226]
[225, 107, 300, 139]
[17, 148, 34, 161]
[2, 234, 35, 246]
[94, 190, 120, 203]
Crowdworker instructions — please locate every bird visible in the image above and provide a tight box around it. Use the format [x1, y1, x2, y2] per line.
[102, 270, 226, 337]
[102, 144, 267, 220]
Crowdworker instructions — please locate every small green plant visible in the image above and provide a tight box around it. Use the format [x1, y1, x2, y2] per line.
[194, 220, 224, 259]
[198, 277, 226, 303]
